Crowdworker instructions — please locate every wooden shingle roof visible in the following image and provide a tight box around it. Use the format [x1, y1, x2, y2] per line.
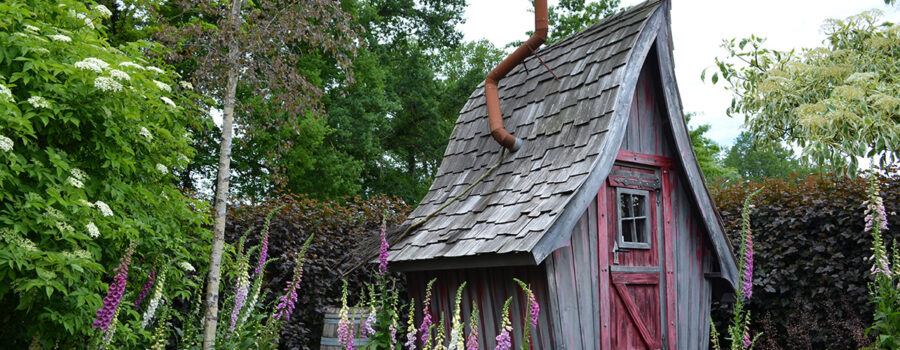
[390, 0, 666, 266]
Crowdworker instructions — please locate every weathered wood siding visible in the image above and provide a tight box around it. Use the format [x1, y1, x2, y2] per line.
[405, 266, 554, 350]
[620, 53, 715, 350]
[544, 200, 600, 350]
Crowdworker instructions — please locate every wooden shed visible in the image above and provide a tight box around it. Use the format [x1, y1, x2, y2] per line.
[388, 1, 738, 349]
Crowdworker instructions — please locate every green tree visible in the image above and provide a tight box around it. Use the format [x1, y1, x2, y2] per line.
[706, 10, 900, 174]
[724, 131, 809, 180]
[0, 1, 209, 346]
[685, 114, 736, 181]
[547, 0, 621, 42]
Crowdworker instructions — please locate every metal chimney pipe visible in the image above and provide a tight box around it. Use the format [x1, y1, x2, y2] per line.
[484, 0, 548, 151]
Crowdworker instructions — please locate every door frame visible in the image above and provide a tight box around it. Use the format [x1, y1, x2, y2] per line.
[597, 150, 676, 349]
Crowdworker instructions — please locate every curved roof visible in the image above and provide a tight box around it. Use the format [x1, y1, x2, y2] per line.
[389, 0, 739, 289]
[390, 0, 664, 261]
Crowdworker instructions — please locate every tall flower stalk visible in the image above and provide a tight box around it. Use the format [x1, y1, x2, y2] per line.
[448, 283, 467, 350]
[272, 234, 314, 321]
[337, 280, 354, 350]
[253, 206, 283, 279]
[229, 231, 253, 333]
[513, 278, 539, 350]
[379, 214, 390, 276]
[134, 266, 156, 310]
[419, 278, 437, 347]
[864, 179, 900, 348]
[405, 299, 418, 350]
[465, 301, 479, 350]
[494, 297, 513, 350]
[141, 266, 167, 328]
[711, 189, 762, 350]
[92, 242, 135, 332]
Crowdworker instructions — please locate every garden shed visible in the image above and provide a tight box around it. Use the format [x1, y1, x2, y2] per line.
[388, 0, 739, 349]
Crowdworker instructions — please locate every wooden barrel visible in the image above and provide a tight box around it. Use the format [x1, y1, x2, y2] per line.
[320, 306, 371, 349]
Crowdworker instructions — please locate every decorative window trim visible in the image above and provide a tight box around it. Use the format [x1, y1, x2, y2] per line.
[616, 187, 652, 250]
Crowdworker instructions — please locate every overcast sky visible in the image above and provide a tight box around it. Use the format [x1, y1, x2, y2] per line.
[459, 0, 900, 147]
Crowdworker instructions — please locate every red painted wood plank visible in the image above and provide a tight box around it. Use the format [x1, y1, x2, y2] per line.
[613, 282, 662, 349]
[597, 188, 612, 350]
[662, 169, 677, 349]
[616, 149, 673, 168]
[612, 272, 659, 285]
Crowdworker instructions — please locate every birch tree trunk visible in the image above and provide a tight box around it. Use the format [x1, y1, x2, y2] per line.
[202, 0, 243, 348]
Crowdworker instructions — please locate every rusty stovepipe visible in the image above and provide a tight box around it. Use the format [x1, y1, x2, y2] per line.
[484, 0, 548, 151]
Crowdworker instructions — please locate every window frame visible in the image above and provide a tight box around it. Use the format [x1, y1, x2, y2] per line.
[616, 187, 652, 250]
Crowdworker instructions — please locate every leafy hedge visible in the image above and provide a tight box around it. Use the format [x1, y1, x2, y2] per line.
[225, 193, 411, 350]
[0, 1, 210, 347]
[712, 171, 900, 349]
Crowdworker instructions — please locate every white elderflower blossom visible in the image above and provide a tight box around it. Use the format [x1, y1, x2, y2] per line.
[95, 201, 113, 217]
[74, 249, 90, 259]
[94, 77, 123, 92]
[50, 34, 71, 42]
[25, 25, 40, 33]
[139, 127, 153, 141]
[147, 66, 165, 74]
[160, 96, 176, 108]
[156, 163, 168, 174]
[55, 221, 74, 233]
[108, 69, 130, 81]
[0, 135, 12, 152]
[33, 48, 50, 55]
[74, 57, 109, 73]
[178, 81, 193, 90]
[70, 168, 87, 181]
[85, 222, 99, 238]
[78, 199, 95, 207]
[119, 61, 145, 70]
[153, 80, 171, 92]
[95, 4, 112, 17]
[73, 13, 94, 29]
[66, 176, 84, 188]
[178, 261, 195, 272]
[1, 230, 37, 252]
[0, 84, 13, 103]
[178, 153, 190, 164]
[46, 207, 63, 220]
[27, 96, 51, 109]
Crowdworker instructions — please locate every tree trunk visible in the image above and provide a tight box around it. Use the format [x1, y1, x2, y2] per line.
[202, 0, 243, 348]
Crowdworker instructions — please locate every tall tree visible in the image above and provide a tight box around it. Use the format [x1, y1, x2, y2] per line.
[706, 10, 900, 174]
[724, 131, 809, 180]
[149, 0, 358, 346]
[685, 114, 736, 181]
[547, 0, 621, 42]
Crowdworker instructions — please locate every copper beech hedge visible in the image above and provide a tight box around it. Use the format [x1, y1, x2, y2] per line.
[224, 193, 410, 349]
[712, 170, 900, 349]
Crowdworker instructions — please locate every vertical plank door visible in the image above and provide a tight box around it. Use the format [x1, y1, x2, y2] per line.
[603, 163, 667, 349]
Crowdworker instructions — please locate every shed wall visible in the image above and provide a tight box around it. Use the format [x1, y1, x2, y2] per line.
[543, 199, 600, 349]
[405, 266, 554, 349]
[620, 54, 715, 350]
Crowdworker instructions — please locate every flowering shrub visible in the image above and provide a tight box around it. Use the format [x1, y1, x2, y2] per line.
[0, 1, 210, 347]
[713, 171, 900, 348]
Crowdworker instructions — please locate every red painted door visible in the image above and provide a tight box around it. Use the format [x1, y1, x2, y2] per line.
[601, 162, 669, 349]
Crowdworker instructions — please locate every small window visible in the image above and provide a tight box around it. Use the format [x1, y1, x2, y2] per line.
[617, 188, 651, 249]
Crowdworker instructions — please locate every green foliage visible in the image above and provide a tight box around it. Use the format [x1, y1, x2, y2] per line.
[712, 171, 900, 349]
[0, 1, 210, 347]
[547, 0, 621, 43]
[706, 10, 900, 174]
[685, 113, 736, 181]
[723, 131, 811, 180]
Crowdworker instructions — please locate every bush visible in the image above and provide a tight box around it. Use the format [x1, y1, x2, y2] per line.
[712, 171, 900, 349]
[225, 193, 411, 349]
[0, 1, 211, 347]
